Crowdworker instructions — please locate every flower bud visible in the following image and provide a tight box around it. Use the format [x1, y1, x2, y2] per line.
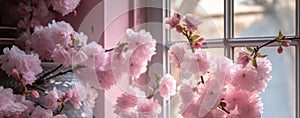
[31, 90, 40, 98]
[11, 69, 20, 79]
[277, 46, 283, 54]
[282, 40, 291, 47]
[65, 91, 73, 99]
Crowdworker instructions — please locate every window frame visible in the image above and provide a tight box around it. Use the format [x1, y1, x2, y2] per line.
[163, 0, 300, 118]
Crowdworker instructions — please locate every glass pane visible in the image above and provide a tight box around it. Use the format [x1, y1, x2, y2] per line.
[234, 47, 296, 118]
[234, 0, 295, 37]
[170, 48, 224, 117]
[169, 0, 224, 40]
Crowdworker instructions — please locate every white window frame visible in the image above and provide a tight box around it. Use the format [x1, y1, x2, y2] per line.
[162, 0, 300, 118]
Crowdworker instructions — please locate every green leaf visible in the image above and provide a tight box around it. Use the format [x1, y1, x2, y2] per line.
[191, 35, 200, 43]
[252, 56, 257, 68]
[246, 46, 254, 53]
[278, 31, 284, 39]
[257, 53, 267, 58]
[73, 39, 79, 45]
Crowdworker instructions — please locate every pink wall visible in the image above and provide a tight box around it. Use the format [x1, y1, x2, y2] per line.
[64, 0, 132, 117]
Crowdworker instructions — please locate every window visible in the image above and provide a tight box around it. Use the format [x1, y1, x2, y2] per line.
[165, 0, 300, 118]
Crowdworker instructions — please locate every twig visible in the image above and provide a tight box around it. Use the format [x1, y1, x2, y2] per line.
[45, 65, 85, 80]
[45, 69, 73, 80]
[38, 64, 63, 80]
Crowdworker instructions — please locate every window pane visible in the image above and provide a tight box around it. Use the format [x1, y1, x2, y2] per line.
[170, 48, 224, 117]
[234, 0, 295, 37]
[234, 47, 296, 118]
[169, 0, 224, 40]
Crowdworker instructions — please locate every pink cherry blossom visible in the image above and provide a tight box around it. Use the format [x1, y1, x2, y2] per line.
[193, 37, 205, 49]
[15, 95, 35, 117]
[45, 87, 60, 110]
[129, 43, 156, 79]
[137, 99, 162, 118]
[51, 0, 80, 16]
[183, 14, 201, 32]
[0, 46, 42, 75]
[231, 66, 260, 92]
[181, 98, 201, 118]
[169, 43, 187, 69]
[15, 31, 31, 52]
[30, 20, 74, 60]
[67, 84, 86, 109]
[82, 41, 108, 68]
[124, 29, 156, 79]
[232, 59, 271, 93]
[126, 29, 156, 51]
[236, 50, 252, 67]
[52, 46, 72, 67]
[165, 12, 181, 29]
[181, 49, 210, 76]
[52, 46, 88, 67]
[83, 83, 98, 108]
[116, 93, 138, 109]
[71, 50, 88, 66]
[159, 74, 176, 100]
[0, 86, 34, 118]
[256, 58, 272, 80]
[21, 71, 37, 85]
[178, 84, 194, 114]
[96, 53, 116, 90]
[72, 32, 88, 47]
[31, 106, 53, 118]
[225, 89, 262, 118]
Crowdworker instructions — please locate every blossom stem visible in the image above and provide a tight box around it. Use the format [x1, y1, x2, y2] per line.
[34, 102, 47, 109]
[34, 64, 63, 85]
[38, 64, 63, 80]
[200, 76, 204, 84]
[59, 103, 65, 113]
[45, 69, 73, 80]
[105, 48, 115, 52]
[218, 105, 230, 114]
[28, 85, 46, 92]
[182, 31, 195, 53]
[45, 65, 84, 81]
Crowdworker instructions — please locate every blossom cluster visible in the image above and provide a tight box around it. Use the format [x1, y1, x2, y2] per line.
[16, 0, 81, 52]
[0, 19, 169, 117]
[166, 12, 291, 118]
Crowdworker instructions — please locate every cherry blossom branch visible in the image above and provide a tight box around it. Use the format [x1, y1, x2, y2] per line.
[34, 102, 47, 109]
[45, 65, 85, 81]
[182, 31, 195, 53]
[247, 31, 290, 68]
[105, 48, 114, 52]
[38, 64, 63, 80]
[34, 64, 63, 85]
